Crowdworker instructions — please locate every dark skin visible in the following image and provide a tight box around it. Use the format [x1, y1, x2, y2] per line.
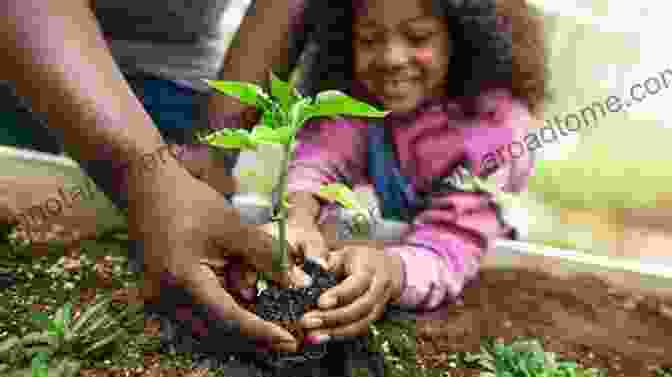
[0, 0, 308, 353]
[294, 0, 451, 341]
[284, 192, 405, 343]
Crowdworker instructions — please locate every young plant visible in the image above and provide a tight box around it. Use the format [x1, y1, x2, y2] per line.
[473, 338, 606, 377]
[0, 296, 143, 377]
[30, 351, 49, 377]
[200, 71, 388, 276]
[316, 183, 376, 239]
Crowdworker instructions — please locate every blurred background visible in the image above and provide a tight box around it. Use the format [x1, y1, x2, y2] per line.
[519, 0, 672, 264]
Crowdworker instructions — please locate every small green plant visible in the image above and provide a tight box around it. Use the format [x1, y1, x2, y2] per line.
[472, 338, 606, 377]
[656, 367, 672, 377]
[0, 295, 143, 377]
[316, 183, 375, 238]
[200, 71, 388, 275]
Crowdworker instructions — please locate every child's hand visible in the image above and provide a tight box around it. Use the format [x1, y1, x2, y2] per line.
[258, 220, 330, 269]
[300, 246, 405, 342]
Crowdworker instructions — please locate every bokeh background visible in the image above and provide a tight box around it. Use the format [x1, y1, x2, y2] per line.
[519, 0, 672, 264]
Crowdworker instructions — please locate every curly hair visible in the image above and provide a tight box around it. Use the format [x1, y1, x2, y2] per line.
[289, 0, 551, 117]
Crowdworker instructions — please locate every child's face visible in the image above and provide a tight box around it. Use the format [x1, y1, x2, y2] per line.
[352, 0, 451, 113]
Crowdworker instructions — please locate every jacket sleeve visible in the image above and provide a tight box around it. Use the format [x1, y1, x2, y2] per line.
[385, 189, 511, 310]
[286, 119, 368, 199]
[386, 92, 536, 311]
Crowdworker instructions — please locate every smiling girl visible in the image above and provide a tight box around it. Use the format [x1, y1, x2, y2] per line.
[282, 0, 550, 345]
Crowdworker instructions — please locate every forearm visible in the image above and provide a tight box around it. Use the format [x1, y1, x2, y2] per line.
[208, 0, 297, 118]
[0, 0, 164, 166]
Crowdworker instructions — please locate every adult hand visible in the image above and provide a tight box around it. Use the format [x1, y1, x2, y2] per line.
[127, 158, 311, 353]
[299, 246, 405, 343]
[175, 143, 240, 196]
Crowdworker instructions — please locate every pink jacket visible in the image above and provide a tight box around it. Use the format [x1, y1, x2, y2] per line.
[286, 89, 535, 311]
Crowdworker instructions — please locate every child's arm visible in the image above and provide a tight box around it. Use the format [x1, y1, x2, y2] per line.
[384, 190, 512, 310]
[286, 119, 368, 226]
[387, 91, 537, 311]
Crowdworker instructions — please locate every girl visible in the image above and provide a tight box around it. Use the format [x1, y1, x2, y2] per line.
[282, 0, 550, 344]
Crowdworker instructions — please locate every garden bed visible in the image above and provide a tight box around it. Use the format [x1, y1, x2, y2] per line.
[3, 232, 672, 376]
[416, 266, 672, 377]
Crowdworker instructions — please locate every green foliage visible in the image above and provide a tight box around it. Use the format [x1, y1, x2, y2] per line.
[317, 183, 369, 217]
[367, 320, 423, 377]
[307, 90, 387, 121]
[656, 367, 672, 377]
[317, 183, 373, 238]
[474, 338, 606, 377]
[30, 351, 48, 377]
[1, 296, 143, 377]
[201, 83, 386, 151]
[202, 71, 387, 274]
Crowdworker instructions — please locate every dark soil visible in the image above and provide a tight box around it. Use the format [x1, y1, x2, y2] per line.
[148, 257, 386, 377]
[416, 267, 672, 377]
[255, 257, 338, 339]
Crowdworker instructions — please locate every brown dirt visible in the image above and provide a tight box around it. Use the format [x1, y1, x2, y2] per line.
[78, 354, 210, 377]
[416, 267, 672, 377]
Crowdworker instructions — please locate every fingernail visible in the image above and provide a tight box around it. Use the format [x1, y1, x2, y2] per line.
[305, 334, 330, 345]
[302, 316, 323, 329]
[241, 287, 256, 301]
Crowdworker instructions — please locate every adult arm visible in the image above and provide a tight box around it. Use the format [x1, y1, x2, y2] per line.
[0, 0, 308, 352]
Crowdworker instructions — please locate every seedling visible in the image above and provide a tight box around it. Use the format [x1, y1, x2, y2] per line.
[1, 296, 143, 377]
[316, 183, 375, 238]
[200, 71, 388, 277]
[473, 338, 606, 377]
[30, 351, 48, 377]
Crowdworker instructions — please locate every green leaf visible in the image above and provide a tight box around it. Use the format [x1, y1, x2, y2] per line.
[259, 109, 277, 128]
[61, 304, 72, 328]
[0, 336, 20, 356]
[30, 352, 48, 377]
[51, 305, 68, 338]
[31, 313, 50, 330]
[69, 295, 113, 336]
[79, 313, 115, 338]
[200, 128, 257, 150]
[203, 79, 269, 108]
[289, 97, 314, 131]
[46, 322, 61, 339]
[251, 125, 292, 145]
[269, 72, 294, 111]
[81, 327, 126, 356]
[316, 183, 368, 217]
[304, 90, 389, 121]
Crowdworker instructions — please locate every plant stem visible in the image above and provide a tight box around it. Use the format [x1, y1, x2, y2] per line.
[273, 139, 294, 274]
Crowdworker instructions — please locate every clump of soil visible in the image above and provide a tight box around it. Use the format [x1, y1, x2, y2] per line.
[416, 267, 672, 377]
[154, 255, 382, 377]
[235, 257, 342, 369]
[255, 258, 337, 335]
